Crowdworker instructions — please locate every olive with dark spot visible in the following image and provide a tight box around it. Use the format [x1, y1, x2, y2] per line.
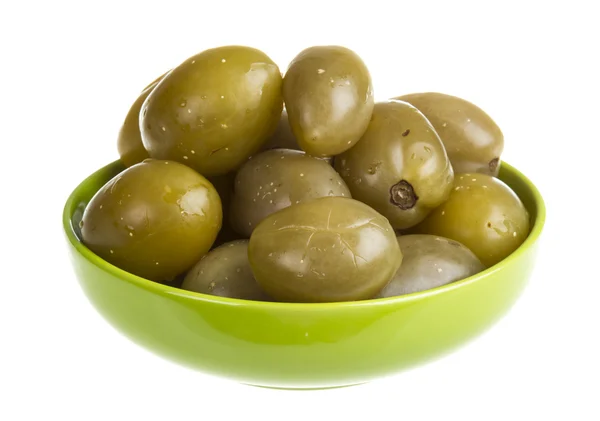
[376, 234, 485, 298]
[248, 196, 402, 303]
[230, 148, 350, 237]
[81, 159, 222, 282]
[334, 100, 454, 230]
[182, 240, 271, 301]
[395, 92, 504, 176]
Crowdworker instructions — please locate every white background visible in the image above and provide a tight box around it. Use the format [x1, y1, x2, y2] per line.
[1, 1, 599, 420]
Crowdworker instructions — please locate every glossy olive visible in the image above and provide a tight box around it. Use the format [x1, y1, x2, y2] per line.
[117, 72, 168, 168]
[376, 235, 484, 298]
[396, 92, 504, 176]
[412, 174, 530, 267]
[81, 159, 222, 282]
[283, 45, 374, 157]
[230, 149, 350, 237]
[248, 197, 402, 303]
[141, 46, 283, 176]
[335, 100, 454, 230]
[182, 240, 271, 301]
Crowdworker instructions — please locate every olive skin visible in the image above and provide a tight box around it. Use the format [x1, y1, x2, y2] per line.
[260, 109, 300, 152]
[412, 174, 530, 267]
[335, 100, 454, 230]
[248, 197, 402, 303]
[259, 110, 333, 164]
[230, 149, 351, 237]
[207, 172, 242, 247]
[117, 72, 168, 168]
[396, 92, 504, 176]
[376, 235, 485, 298]
[141, 46, 283, 176]
[81, 159, 222, 282]
[182, 240, 271, 301]
[283, 46, 374, 157]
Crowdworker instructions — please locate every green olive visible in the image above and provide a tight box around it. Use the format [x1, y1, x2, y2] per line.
[260, 109, 300, 152]
[117, 72, 169, 168]
[412, 174, 530, 267]
[396, 92, 504, 176]
[230, 149, 351, 237]
[248, 197, 402, 303]
[81, 159, 222, 282]
[376, 234, 485, 298]
[141, 46, 283, 176]
[283, 45, 374, 157]
[335, 100, 454, 230]
[182, 240, 271, 301]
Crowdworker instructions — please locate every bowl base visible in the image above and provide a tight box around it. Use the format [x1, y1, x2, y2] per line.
[243, 382, 366, 391]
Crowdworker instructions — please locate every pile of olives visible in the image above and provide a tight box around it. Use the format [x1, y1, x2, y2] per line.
[81, 45, 530, 303]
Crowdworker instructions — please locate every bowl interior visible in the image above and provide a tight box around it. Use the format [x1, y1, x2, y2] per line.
[63, 159, 546, 307]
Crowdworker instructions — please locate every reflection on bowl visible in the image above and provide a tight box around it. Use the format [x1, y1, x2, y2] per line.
[63, 160, 545, 389]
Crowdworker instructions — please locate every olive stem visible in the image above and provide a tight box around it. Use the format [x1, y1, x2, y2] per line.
[389, 180, 418, 210]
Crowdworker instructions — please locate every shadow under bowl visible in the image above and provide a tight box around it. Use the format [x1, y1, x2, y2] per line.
[63, 160, 545, 390]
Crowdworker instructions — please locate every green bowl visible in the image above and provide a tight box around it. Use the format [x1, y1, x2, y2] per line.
[63, 160, 545, 389]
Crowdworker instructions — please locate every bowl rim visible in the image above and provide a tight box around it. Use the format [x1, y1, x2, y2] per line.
[63, 160, 546, 309]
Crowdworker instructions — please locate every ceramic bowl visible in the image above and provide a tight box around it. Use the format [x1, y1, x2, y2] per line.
[63, 160, 545, 389]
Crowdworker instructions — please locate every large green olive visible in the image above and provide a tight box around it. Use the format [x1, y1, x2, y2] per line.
[116, 72, 168, 168]
[248, 197, 402, 303]
[376, 234, 485, 298]
[396, 92, 504, 176]
[283, 45, 374, 157]
[81, 159, 222, 282]
[334, 100, 454, 230]
[141, 46, 283, 176]
[181, 240, 270, 301]
[230, 149, 351, 237]
[412, 174, 530, 267]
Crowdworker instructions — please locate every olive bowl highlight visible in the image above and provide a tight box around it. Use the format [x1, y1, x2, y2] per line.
[63, 160, 545, 389]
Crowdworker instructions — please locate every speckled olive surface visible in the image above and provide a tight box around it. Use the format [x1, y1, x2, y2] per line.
[141, 46, 283, 176]
[80, 159, 222, 281]
[335, 100, 454, 230]
[230, 149, 350, 237]
[411, 173, 530, 266]
[283, 46, 374, 157]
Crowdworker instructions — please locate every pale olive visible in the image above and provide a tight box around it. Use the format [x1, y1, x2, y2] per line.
[230, 149, 350, 237]
[376, 234, 485, 298]
[248, 197, 402, 303]
[182, 240, 270, 301]
[396, 92, 504, 176]
[335, 100, 454, 230]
